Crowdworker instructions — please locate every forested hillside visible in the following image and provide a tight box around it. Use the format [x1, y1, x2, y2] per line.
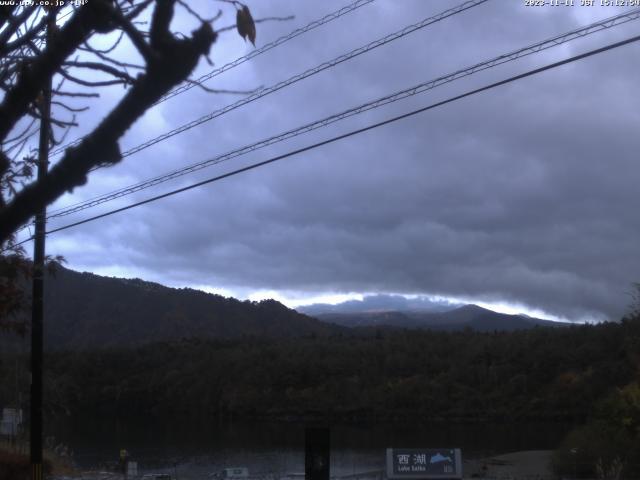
[40, 316, 640, 423]
[1, 266, 572, 351]
[39, 266, 342, 349]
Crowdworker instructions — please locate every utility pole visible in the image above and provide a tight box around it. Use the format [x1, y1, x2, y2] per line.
[30, 12, 53, 480]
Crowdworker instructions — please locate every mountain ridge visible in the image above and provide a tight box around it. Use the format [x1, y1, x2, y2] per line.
[4, 267, 567, 351]
[36, 266, 343, 350]
[302, 298, 566, 332]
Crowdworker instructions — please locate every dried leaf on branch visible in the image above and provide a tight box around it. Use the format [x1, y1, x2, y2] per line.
[236, 4, 256, 46]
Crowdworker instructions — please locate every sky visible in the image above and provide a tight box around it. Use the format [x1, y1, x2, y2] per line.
[15, 0, 640, 323]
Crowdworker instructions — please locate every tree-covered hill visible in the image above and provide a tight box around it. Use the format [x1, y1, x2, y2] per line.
[1, 266, 570, 351]
[42, 315, 640, 423]
[38, 266, 343, 349]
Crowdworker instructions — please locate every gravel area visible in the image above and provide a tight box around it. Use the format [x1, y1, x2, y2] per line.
[463, 450, 554, 478]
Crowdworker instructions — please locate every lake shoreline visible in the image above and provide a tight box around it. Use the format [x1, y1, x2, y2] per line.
[56, 409, 586, 427]
[46, 419, 572, 478]
[50, 450, 555, 480]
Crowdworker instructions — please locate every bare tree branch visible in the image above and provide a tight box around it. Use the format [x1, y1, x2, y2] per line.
[0, 0, 120, 142]
[1, 11, 50, 56]
[0, 5, 37, 52]
[25, 105, 78, 128]
[0, 1, 218, 243]
[177, 0, 220, 24]
[80, 31, 126, 55]
[52, 90, 100, 98]
[63, 60, 137, 84]
[184, 77, 262, 95]
[51, 101, 90, 113]
[75, 47, 145, 70]
[2, 117, 37, 146]
[111, 7, 156, 63]
[1, 0, 265, 251]
[124, 0, 155, 20]
[59, 68, 130, 87]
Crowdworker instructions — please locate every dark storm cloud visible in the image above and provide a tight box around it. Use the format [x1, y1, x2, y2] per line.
[45, 0, 640, 321]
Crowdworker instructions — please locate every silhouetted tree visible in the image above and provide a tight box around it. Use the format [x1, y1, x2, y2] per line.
[0, 0, 260, 330]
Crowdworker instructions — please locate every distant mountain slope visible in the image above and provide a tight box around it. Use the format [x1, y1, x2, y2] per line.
[299, 294, 459, 315]
[3, 267, 565, 351]
[309, 304, 565, 332]
[38, 266, 342, 350]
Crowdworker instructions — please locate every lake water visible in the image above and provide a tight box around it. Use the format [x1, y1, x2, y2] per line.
[49, 418, 573, 479]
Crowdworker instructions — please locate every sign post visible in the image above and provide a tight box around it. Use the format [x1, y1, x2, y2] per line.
[386, 449, 462, 480]
[305, 427, 330, 480]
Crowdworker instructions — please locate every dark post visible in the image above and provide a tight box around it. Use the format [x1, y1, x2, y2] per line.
[305, 427, 330, 480]
[30, 14, 53, 480]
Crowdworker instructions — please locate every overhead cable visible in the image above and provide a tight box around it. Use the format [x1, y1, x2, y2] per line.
[48, 0, 375, 156]
[45, 7, 640, 221]
[49, 0, 489, 159]
[22, 32, 640, 245]
[156, 0, 376, 105]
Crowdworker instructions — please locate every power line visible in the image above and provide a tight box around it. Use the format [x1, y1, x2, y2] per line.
[122, 0, 489, 159]
[11, 31, 637, 247]
[48, 0, 489, 161]
[155, 0, 375, 105]
[45, 0, 491, 218]
[49, 0, 376, 156]
[43, 7, 640, 221]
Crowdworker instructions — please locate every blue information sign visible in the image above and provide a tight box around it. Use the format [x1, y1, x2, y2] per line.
[386, 449, 462, 479]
